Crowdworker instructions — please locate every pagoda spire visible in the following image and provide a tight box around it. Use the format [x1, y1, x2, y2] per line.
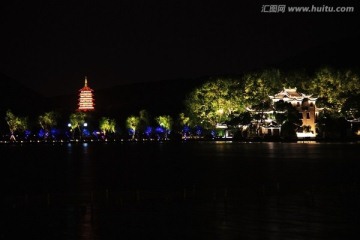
[78, 77, 95, 112]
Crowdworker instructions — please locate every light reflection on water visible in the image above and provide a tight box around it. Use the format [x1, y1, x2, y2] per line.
[1, 142, 359, 239]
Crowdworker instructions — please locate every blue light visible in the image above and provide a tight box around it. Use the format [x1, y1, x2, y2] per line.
[25, 130, 31, 138]
[144, 126, 153, 136]
[128, 129, 135, 138]
[92, 130, 100, 140]
[194, 126, 202, 136]
[50, 128, 59, 138]
[38, 129, 45, 138]
[155, 127, 165, 134]
[65, 131, 73, 140]
[82, 128, 90, 137]
[182, 125, 190, 133]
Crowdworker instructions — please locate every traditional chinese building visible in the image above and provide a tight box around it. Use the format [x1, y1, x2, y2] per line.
[270, 88, 320, 138]
[78, 77, 95, 112]
[246, 108, 281, 137]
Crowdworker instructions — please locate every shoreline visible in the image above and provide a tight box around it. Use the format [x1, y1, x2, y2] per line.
[1, 137, 359, 145]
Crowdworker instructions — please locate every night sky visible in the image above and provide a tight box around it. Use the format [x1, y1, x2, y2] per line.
[1, 1, 359, 96]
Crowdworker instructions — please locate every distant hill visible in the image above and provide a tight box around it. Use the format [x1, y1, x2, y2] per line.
[0, 73, 45, 112]
[0, 74, 206, 130]
[48, 78, 207, 125]
[0, 73, 47, 129]
[2, 34, 360, 129]
[0, 73, 45, 133]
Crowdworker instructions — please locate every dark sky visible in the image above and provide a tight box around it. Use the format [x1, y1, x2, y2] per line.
[1, 0, 359, 96]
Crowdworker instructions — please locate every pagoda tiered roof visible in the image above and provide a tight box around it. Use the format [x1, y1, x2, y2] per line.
[270, 87, 317, 101]
[78, 77, 95, 112]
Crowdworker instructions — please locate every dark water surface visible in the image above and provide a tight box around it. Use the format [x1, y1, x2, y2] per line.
[1, 142, 360, 239]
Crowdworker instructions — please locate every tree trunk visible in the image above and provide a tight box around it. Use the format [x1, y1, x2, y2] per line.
[10, 130, 16, 141]
[132, 129, 136, 140]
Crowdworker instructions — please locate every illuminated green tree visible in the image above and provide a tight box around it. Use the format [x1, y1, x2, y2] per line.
[138, 109, 150, 137]
[178, 112, 190, 126]
[99, 117, 116, 137]
[273, 100, 288, 125]
[309, 67, 360, 113]
[342, 94, 360, 118]
[38, 111, 58, 139]
[306, 68, 360, 137]
[126, 116, 140, 139]
[156, 115, 173, 139]
[5, 110, 28, 141]
[177, 112, 190, 138]
[283, 69, 311, 93]
[69, 112, 86, 139]
[269, 99, 302, 139]
[185, 78, 245, 129]
[316, 110, 348, 139]
[243, 69, 282, 107]
[310, 67, 342, 110]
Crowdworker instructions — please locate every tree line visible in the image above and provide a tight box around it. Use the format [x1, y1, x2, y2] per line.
[2, 109, 178, 141]
[2, 67, 360, 142]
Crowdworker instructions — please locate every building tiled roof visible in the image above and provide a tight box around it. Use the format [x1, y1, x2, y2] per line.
[271, 87, 315, 100]
[274, 88, 302, 98]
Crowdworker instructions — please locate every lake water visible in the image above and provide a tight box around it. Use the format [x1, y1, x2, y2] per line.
[1, 141, 359, 239]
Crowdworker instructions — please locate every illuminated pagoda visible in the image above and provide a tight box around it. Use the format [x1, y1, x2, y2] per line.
[270, 87, 320, 138]
[78, 76, 95, 112]
[247, 87, 321, 138]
